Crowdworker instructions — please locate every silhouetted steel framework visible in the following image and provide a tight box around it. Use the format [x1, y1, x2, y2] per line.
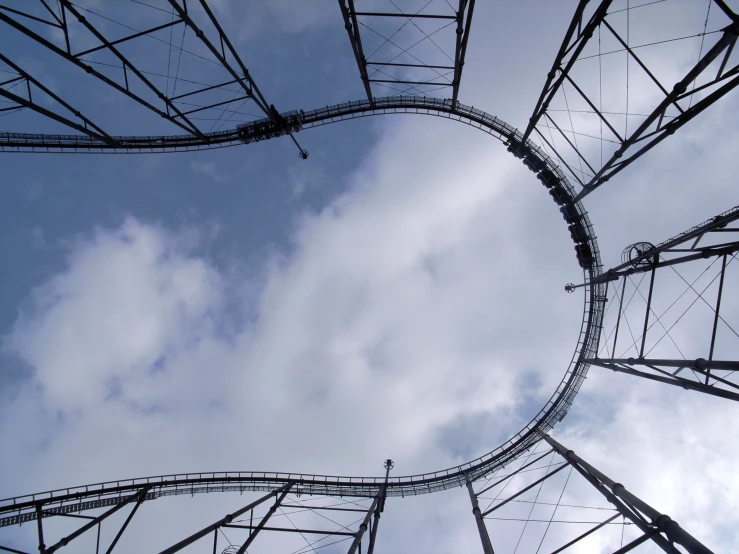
[580, 205, 739, 403]
[0, 1, 737, 553]
[337, 0, 475, 105]
[522, 0, 739, 201]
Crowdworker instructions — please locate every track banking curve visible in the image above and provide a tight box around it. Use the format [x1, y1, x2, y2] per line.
[0, 96, 605, 524]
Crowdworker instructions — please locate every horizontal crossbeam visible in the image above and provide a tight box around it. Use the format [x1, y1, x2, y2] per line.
[224, 524, 356, 537]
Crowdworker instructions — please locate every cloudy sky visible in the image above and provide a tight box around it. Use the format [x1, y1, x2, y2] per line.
[0, 1, 738, 553]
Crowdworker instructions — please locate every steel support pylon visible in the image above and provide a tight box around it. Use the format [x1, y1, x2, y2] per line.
[580, 205, 739, 402]
[466, 435, 715, 554]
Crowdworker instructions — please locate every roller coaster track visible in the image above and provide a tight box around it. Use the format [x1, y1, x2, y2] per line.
[0, 96, 605, 525]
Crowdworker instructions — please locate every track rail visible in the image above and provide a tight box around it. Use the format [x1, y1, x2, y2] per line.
[0, 96, 605, 523]
[0, 96, 578, 154]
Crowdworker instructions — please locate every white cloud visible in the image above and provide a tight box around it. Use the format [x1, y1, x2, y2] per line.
[190, 160, 226, 182]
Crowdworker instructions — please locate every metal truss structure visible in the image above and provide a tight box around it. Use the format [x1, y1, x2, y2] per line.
[1, 1, 738, 553]
[582, 205, 739, 402]
[0, 0, 308, 157]
[467, 433, 714, 554]
[337, 0, 475, 104]
[521, 0, 739, 201]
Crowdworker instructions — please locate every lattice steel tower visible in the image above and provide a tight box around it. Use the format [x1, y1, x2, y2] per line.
[0, 1, 737, 553]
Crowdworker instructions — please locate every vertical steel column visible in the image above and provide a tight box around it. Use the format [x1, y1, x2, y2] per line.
[366, 460, 393, 554]
[35, 504, 45, 553]
[235, 485, 292, 554]
[346, 496, 380, 554]
[466, 475, 495, 554]
[612, 276, 626, 358]
[707, 254, 728, 372]
[540, 433, 715, 554]
[639, 263, 657, 358]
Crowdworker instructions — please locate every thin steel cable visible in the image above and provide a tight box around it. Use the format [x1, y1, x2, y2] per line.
[169, 99, 259, 117]
[370, 67, 431, 95]
[577, 29, 722, 62]
[561, 83, 586, 179]
[364, 0, 433, 60]
[627, 274, 686, 359]
[620, 303, 641, 357]
[609, 0, 667, 15]
[620, 255, 724, 357]
[278, 506, 319, 554]
[507, 499, 617, 511]
[219, 526, 233, 547]
[361, 19, 455, 82]
[70, 2, 221, 68]
[599, 282, 623, 357]
[689, 0, 713, 110]
[667, 256, 739, 340]
[283, 496, 363, 534]
[478, 442, 549, 513]
[611, 272, 649, 357]
[165, 5, 175, 98]
[0, 107, 23, 118]
[170, 23, 187, 99]
[642, 256, 736, 358]
[484, 517, 630, 524]
[599, 23, 603, 167]
[81, 59, 240, 94]
[389, 0, 454, 62]
[119, 0, 172, 15]
[512, 452, 558, 554]
[625, 0, 630, 137]
[535, 466, 573, 554]
[210, 94, 249, 133]
[538, 123, 620, 145]
[291, 536, 354, 554]
[547, 108, 675, 118]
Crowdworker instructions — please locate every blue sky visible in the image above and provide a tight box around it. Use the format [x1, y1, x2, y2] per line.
[1, 1, 739, 553]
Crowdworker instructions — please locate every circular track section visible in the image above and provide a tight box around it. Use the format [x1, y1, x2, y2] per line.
[0, 96, 605, 525]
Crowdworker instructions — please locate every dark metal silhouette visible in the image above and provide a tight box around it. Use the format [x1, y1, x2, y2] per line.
[584, 206, 739, 401]
[522, 0, 739, 200]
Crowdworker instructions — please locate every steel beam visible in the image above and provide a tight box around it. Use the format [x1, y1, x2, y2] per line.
[42, 487, 149, 554]
[575, 21, 739, 200]
[0, 545, 28, 554]
[523, 1, 739, 199]
[224, 524, 355, 536]
[158, 484, 291, 554]
[522, 0, 612, 142]
[0, 8, 198, 136]
[466, 476, 494, 554]
[0, 4, 61, 28]
[346, 496, 380, 554]
[540, 433, 715, 554]
[592, 205, 739, 284]
[475, 449, 555, 496]
[103, 489, 148, 554]
[480, 463, 568, 517]
[235, 485, 292, 554]
[452, 0, 475, 108]
[338, 0, 374, 103]
[0, 54, 114, 144]
[73, 20, 183, 58]
[58, 0, 205, 138]
[585, 358, 739, 402]
[549, 513, 621, 554]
